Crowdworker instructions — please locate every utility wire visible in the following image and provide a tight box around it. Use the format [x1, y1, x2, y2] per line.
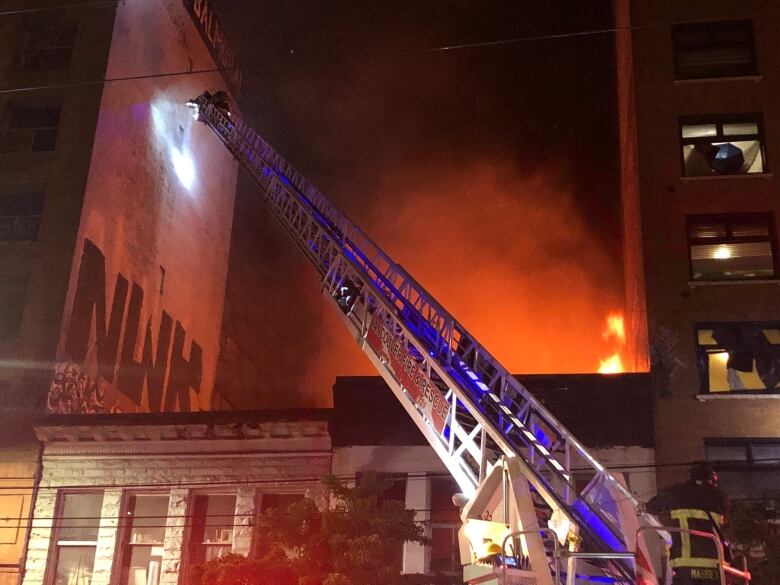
[0, 0, 122, 17]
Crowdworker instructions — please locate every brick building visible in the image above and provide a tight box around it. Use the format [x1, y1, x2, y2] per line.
[614, 0, 780, 496]
[0, 1, 240, 584]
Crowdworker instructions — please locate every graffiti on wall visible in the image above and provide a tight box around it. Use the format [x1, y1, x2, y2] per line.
[48, 239, 203, 414]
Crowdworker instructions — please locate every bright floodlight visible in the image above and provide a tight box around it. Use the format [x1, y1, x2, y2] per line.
[171, 146, 195, 189]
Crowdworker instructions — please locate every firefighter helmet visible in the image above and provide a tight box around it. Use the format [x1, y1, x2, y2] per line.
[689, 462, 718, 486]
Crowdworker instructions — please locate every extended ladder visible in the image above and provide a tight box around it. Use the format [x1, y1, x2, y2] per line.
[188, 93, 648, 582]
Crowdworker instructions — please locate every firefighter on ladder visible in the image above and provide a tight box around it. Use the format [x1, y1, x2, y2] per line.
[647, 463, 731, 585]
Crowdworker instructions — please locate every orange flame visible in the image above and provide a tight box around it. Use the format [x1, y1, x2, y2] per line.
[598, 313, 626, 374]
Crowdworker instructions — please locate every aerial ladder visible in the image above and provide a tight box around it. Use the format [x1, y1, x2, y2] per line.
[185, 93, 746, 585]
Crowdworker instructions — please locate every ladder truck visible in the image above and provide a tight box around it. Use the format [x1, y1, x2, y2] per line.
[185, 92, 746, 585]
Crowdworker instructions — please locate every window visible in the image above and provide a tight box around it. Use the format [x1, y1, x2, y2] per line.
[259, 493, 303, 514]
[680, 115, 766, 177]
[188, 494, 236, 566]
[687, 213, 776, 281]
[118, 494, 168, 585]
[0, 188, 45, 241]
[705, 439, 780, 499]
[0, 275, 28, 339]
[429, 478, 461, 576]
[51, 492, 104, 585]
[696, 322, 780, 393]
[673, 20, 757, 80]
[18, 13, 77, 70]
[2, 102, 61, 153]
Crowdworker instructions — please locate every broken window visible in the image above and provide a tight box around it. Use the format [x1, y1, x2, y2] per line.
[696, 322, 780, 393]
[687, 213, 776, 281]
[0, 187, 45, 241]
[18, 12, 77, 70]
[681, 115, 766, 177]
[673, 20, 757, 80]
[2, 101, 61, 152]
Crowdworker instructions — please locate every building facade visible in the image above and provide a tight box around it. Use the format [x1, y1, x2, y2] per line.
[0, 1, 240, 584]
[615, 0, 780, 496]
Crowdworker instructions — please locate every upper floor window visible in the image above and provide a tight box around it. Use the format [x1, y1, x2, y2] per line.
[705, 439, 779, 499]
[19, 13, 77, 70]
[0, 274, 28, 339]
[51, 492, 104, 585]
[118, 494, 169, 585]
[687, 213, 776, 281]
[673, 20, 757, 80]
[680, 115, 766, 177]
[2, 101, 61, 153]
[188, 494, 236, 566]
[696, 322, 780, 394]
[0, 187, 45, 241]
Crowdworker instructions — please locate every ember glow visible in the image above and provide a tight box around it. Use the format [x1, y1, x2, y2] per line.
[598, 312, 626, 374]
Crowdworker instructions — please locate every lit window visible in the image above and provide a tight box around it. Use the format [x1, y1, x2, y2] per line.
[188, 494, 236, 566]
[2, 102, 61, 153]
[705, 439, 780, 499]
[51, 492, 104, 585]
[680, 115, 766, 177]
[673, 20, 757, 80]
[0, 274, 28, 339]
[0, 188, 45, 241]
[118, 494, 168, 585]
[18, 13, 77, 70]
[687, 213, 776, 281]
[696, 322, 780, 393]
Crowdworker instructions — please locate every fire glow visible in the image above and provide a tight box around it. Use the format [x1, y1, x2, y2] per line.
[598, 312, 626, 374]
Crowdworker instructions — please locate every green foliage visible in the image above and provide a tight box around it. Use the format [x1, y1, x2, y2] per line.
[189, 473, 429, 585]
[725, 498, 780, 585]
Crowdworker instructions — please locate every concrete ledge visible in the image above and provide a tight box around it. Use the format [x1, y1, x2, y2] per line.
[681, 173, 773, 182]
[674, 75, 763, 85]
[697, 393, 780, 401]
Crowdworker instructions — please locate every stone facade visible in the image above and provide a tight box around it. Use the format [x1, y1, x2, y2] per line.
[22, 415, 331, 585]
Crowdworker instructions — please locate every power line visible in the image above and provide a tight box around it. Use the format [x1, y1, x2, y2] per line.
[0, 0, 122, 17]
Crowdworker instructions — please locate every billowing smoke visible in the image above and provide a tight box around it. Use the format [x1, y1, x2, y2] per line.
[213, 0, 628, 408]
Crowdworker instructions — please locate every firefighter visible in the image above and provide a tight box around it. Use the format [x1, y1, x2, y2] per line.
[647, 463, 731, 585]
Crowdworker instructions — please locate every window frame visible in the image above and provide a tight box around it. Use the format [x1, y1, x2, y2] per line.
[18, 16, 78, 71]
[2, 101, 62, 153]
[115, 492, 170, 585]
[686, 212, 778, 282]
[0, 273, 29, 340]
[679, 113, 768, 177]
[672, 19, 758, 80]
[694, 321, 780, 395]
[705, 438, 780, 470]
[185, 492, 237, 570]
[45, 491, 104, 585]
[0, 185, 46, 242]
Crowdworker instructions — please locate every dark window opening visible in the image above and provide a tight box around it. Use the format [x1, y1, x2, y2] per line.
[2, 102, 61, 153]
[696, 322, 780, 393]
[0, 274, 28, 339]
[18, 12, 77, 70]
[259, 493, 304, 514]
[430, 477, 461, 576]
[673, 20, 757, 80]
[680, 115, 766, 177]
[704, 439, 780, 500]
[687, 213, 776, 281]
[0, 188, 45, 241]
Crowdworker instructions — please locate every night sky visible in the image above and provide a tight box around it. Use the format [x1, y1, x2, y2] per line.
[211, 1, 625, 408]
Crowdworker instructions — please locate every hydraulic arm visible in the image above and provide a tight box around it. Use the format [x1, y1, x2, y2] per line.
[186, 93, 650, 583]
